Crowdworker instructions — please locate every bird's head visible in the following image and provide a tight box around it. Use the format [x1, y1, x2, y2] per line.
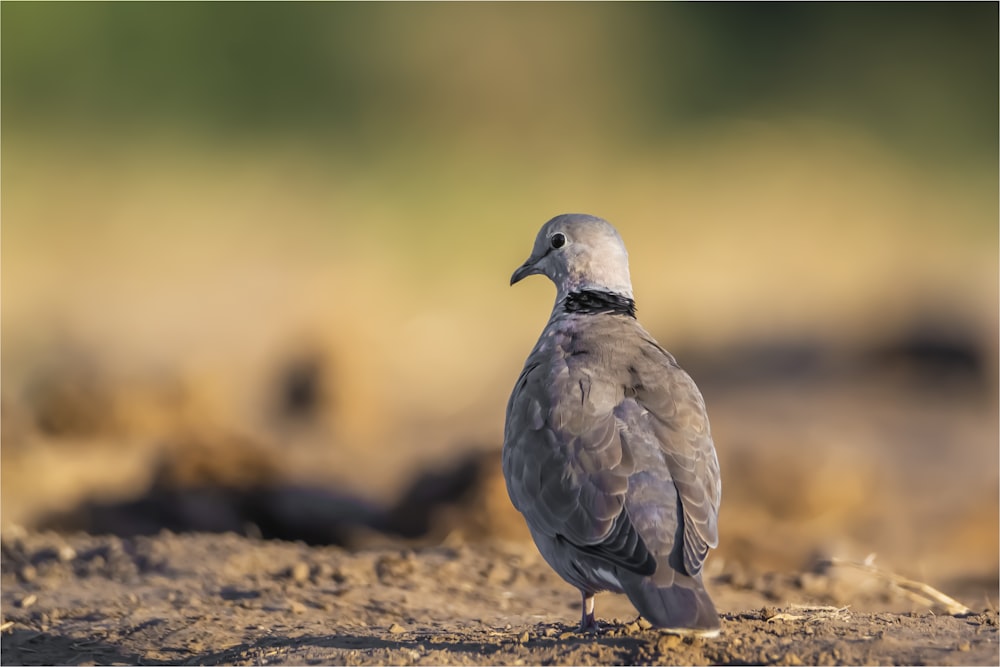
[511, 213, 634, 301]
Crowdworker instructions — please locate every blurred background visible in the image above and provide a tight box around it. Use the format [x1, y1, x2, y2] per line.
[2, 3, 997, 605]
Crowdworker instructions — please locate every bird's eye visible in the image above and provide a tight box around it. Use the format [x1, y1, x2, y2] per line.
[550, 232, 566, 249]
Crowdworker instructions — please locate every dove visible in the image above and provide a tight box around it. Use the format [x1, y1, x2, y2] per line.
[503, 213, 721, 635]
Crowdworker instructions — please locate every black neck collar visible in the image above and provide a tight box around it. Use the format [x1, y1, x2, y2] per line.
[563, 290, 636, 318]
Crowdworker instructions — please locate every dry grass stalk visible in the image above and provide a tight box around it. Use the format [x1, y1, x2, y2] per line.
[827, 556, 971, 615]
[767, 605, 851, 623]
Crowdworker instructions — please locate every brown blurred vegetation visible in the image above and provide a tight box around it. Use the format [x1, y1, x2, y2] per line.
[2, 3, 997, 605]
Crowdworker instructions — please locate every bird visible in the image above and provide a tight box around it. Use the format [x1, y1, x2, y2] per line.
[502, 213, 721, 636]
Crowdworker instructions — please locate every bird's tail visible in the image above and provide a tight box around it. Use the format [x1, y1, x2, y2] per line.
[622, 576, 720, 636]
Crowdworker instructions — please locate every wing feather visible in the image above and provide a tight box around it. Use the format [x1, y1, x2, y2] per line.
[503, 339, 653, 577]
[631, 333, 721, 576]
[503, 318, 720, 582]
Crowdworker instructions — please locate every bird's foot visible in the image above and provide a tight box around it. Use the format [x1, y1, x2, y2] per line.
[579, 592, 601, 633]
[578, 612, 601, 633]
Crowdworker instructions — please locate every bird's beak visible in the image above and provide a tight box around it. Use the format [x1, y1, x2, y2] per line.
[510, 257, 540, 285]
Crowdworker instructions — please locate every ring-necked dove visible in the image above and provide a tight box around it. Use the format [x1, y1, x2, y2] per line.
[503, 214, 721, 635]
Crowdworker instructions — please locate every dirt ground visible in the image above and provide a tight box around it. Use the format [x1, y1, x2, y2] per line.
[1, 529, 997, 666]
[2, 339, 998, 665]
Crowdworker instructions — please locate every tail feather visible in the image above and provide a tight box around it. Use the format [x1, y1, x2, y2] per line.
[622, 576, 720, 634]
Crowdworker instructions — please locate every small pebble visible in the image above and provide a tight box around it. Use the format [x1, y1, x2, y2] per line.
[289, 601, 307, 615]
[958, 641, 971, 652]
[288, 562, 311, 583]
[518, 630, 530, 643]
[57, 545, 77, 562]
[388, 623, 406, 634]
[18, 594, 37, 609]
[17, 565, 37, 583]
[637, 617, 653, 630]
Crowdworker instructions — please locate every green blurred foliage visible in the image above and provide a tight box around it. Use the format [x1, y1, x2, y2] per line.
[2, 2, 996, 166]
[646, 3, 998, 161]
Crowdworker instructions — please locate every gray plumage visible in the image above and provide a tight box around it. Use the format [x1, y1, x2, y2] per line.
[503, 214, 721, 635]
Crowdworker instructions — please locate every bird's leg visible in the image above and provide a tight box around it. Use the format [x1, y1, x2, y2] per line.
[579, 591, 599, 632]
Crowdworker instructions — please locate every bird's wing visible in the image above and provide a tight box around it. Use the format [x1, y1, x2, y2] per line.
[503, 345, 655, 576]
[629, 332, 721, 577]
